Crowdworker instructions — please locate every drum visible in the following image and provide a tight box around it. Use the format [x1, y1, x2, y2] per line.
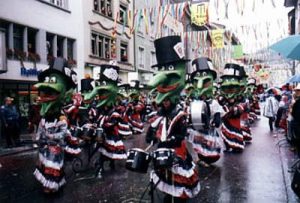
[82, 127, 94, 140]
[126, 148, 150, 173]
[152, 148, 174, 169]
[190, 100, 210, 131]
[72, 127, 83, 138]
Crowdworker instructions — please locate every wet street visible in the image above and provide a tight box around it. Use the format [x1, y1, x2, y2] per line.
[0, 117, 299, 203]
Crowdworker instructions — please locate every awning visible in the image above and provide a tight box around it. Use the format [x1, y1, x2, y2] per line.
[284, 0, 297, 7]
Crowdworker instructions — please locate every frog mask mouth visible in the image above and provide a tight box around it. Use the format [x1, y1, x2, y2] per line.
[220, 77, 241, 99]
[85, 83, 117, 108]
[34, 73, 67, 116]
[38, 86, 60, 103]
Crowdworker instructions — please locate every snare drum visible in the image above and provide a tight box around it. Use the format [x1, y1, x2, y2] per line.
[81, 127, 94, 140]
[190, 100, 210, 131]
[72, 127, 83, 138]
[126, 148, 150, 173]
[152, 148, 174, 169]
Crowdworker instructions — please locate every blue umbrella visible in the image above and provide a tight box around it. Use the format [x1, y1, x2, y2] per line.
[287, 74, 300, 83]
[270, 35, 300, 60]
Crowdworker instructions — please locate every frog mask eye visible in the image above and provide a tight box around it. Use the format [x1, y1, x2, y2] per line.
[168, 65, 175, 71]
[44, 76, 50, 83]
[49, 77, 57, 83]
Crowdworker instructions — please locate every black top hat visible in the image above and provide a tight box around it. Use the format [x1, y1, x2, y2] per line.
[118, 83, 130, 89]
[130, 80, 141, 89]
[239, 66, 248, 78]
[152, 36, 189, 68]
[221, 63, 241, 79]
[99, 64, 120, 85]
[191, 57, 217, 80]
[81, 78, 94, 93]
[38, 57, 77, 90]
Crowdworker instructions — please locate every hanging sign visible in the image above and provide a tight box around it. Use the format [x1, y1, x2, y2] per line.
[191, 2, 209, 27]
[233, 45, 243, 59]
[211, 29, 224, 49]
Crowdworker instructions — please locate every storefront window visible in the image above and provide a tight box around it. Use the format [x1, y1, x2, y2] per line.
[0, 81, 37, 133]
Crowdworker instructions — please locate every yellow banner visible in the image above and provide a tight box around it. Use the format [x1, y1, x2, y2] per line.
[191, 3, 209, 27]
[211, 29, 224, 49]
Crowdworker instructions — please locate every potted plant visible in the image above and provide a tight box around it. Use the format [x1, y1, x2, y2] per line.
[47, 54, 55, 64]
[6, 49, 13, 59]
[67, 58, 77, 67]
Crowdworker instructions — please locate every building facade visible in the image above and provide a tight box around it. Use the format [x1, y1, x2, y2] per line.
[133, 0, 156, 85]
[0, 0, 84, 125]
[82, 0, 135, 84]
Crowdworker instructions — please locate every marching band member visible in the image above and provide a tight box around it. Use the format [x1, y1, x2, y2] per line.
[146, 36, 200, 202]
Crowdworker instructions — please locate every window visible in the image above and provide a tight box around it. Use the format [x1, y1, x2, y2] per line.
[67, 39, 74, 60]
[0, 20, 10, 49]
[46, 0, 68, 9]
[46, 33, 54, 57]
[27, 28, 37, 54]
[94, 0, 112, 17]
[91, 33, 97, 55]
[138, 16, 144, 35]
[91, 32, 113, 59]
[13, 24, 24, 52]
[151, 51, 156, 66]
[119, 4, 128, 25]
[138, 47, 145, 68]
[120, 42, 128, 62]
[57, 36, 64, 57]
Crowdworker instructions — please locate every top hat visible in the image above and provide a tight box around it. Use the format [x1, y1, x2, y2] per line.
[239, 66, 248, 78]
[191, 57, 217, 80]
[247, 78, 256, 85]
[81, 78, 94, 93]
[130, 80, 142, 89]
[99, 64, 120, 85]
[38, 57, 77, 90]
[118, 83, 130, 90]
[221, 63, 242, 79]
[152, 36, 189, 68]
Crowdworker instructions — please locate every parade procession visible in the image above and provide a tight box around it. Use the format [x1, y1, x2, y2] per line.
[1, 0, 300, 202]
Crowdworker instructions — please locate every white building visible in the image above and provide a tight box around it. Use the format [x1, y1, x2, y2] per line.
[83, 0, 135, 83]
[0, 0, 84, 107]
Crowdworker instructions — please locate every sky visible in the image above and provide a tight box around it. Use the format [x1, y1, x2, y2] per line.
[208, 0, 291, 53]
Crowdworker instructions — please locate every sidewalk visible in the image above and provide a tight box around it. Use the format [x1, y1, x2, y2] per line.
[0, 133, 37, 157]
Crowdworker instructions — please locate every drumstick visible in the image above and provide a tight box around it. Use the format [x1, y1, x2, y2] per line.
[144, 141, 154, 152]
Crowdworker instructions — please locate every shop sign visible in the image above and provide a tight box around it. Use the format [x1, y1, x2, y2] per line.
[20, 66, 42, 77]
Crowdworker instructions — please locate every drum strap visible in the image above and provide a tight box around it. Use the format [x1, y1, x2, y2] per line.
[204, 100, 211, 121]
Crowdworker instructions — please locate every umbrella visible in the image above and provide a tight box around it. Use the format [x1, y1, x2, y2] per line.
[266, 87, 282, 95]
[287, 74, 300, 83]
[270, 35, 300, 60]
